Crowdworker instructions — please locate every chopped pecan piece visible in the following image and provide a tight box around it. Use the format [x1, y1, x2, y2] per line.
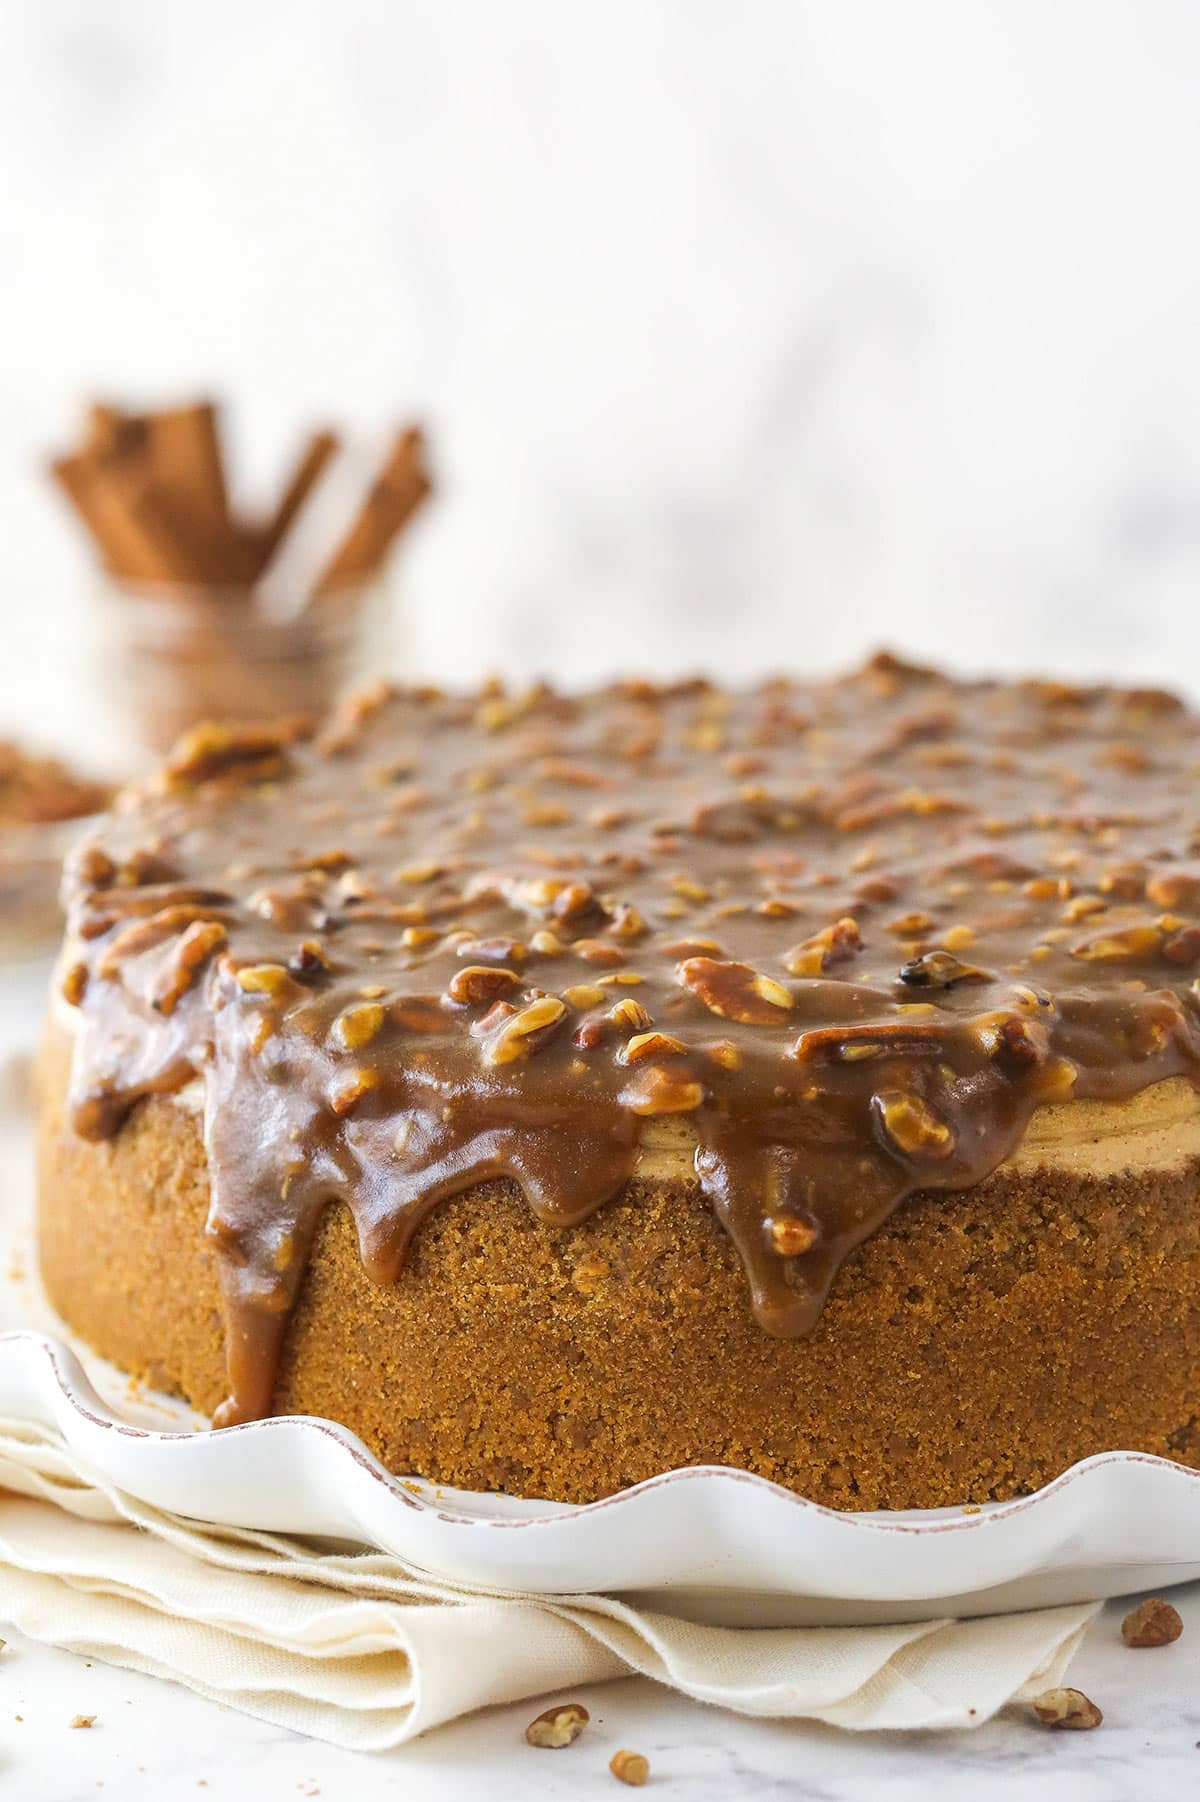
[447, 965, 521, 1006]
[401, 925, 439, 948]
[72, 845, 117, 889]
[553, 881, 597, 923]
[1024, 875, 1071, 901]
[794, 1021, 944, 1062]
[608, 997, 652, 1032]
[457, 937, 528, 966]
[235, 962, 292, 997]
[975, 1012, 1047, 1071]
[620, 1066, 706, 1115]
[332, 1002, 386, 1050]
[689, 796, 776, 843]
[898, 949, 990, 988]
[1147, 867, 1200, 910]
[154, 920, 228, 1016]
[661, 937, 724, 959]
[1061, 894, 1106, 923]
[395, 861, 444, 885]
[941, 849, 1037, 882]
[875, 1091, 955, 1159]
[609, 1749, 650, 1786]
[97, 903, 228, 977]
[671, 875, 710, 903]
[1098, 862, 1145, 899]
[620, 1030, 688, 1062]
[302, 848, 353, 873]
[677, 957, 793, 1024]
[482, 996, 567, 1064]
[61, 962, 88, 1006]
[1032, 1687, 1102, 1729]
[524, 1702, 589, 1748]
[855, 873, 903, 905]
[886, 912, 935, 935]
[562, 983, 608, 1010]
[607, 903, 647, 939]
[1162, 926, 1200, 966]
[161, 721, 296, 790]
[1070, 924, 1161, 962]
[572, 939, 625, 967]
[289, 939, 330, 979]
[766, 1214, 817, 1257]
[330, 1067, 382, 1115]
[1121, 1596, 1183, 1647]
[538, 758, 610, 788]
[782, 917, 862, 978]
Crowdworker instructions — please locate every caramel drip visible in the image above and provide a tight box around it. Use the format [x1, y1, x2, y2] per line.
[57, 660, 1200, 1429]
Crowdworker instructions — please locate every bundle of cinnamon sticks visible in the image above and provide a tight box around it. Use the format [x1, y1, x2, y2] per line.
[50, 400, 431, 601]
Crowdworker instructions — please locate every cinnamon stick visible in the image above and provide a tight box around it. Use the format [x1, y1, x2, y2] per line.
[50, 452, 206, 585]
[86, 399, 256, 584]
[314, 428, 430, 595]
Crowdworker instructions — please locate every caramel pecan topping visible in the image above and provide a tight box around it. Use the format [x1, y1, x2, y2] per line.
[57, 660, 1200, 1435]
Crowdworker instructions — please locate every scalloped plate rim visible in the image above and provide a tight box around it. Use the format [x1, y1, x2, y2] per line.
[6, 1323, 1200, 1542]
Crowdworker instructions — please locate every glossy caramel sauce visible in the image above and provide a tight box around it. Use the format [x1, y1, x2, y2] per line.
[56, 655, 1200, 1427]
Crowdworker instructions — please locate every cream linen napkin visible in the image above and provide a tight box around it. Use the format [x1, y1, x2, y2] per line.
[0, 1415, 1098, 1749]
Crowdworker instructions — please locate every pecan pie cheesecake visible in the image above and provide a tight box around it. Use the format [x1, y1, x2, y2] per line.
[35, 656, 1200, 1508]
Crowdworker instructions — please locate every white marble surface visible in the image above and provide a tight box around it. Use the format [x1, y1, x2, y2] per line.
[0, 1592, 1197, 1801]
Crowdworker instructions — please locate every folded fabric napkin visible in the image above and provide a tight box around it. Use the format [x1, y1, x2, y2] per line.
[0, 1414, 1097, 1749]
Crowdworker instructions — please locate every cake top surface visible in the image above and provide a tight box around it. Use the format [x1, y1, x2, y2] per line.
[58, 654, 1200, 1428]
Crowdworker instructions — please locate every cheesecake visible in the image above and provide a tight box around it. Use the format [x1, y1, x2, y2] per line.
[36, 656, 1200, 1507]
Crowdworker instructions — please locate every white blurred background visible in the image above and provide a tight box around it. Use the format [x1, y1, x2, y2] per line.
[2, 0, 1200, 762]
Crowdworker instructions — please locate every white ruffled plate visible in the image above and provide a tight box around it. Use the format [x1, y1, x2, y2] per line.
[3, 1328, 1200, 1627]
[4, 960, 1199, 1627]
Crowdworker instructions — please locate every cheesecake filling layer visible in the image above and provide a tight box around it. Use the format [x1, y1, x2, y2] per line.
[55, 658, 1200, 1428]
